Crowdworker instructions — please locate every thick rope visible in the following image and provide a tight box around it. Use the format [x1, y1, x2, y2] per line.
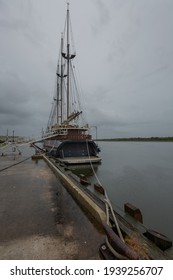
[0, 156, 31, 173]
[85, 139, 124, 242]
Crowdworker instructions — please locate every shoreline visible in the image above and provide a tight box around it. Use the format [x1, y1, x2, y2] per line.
[96, 137, 173, 142]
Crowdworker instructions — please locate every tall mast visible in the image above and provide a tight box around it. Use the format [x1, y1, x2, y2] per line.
[60, 33, 64, 124]
[56, 62, 60, 124]
[62, 2, 76, 120]
[57, 33, 67, 124]
[66, 2, 70, 118]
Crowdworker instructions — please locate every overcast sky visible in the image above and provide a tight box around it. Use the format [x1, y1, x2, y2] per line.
[1, 0, 173, 138]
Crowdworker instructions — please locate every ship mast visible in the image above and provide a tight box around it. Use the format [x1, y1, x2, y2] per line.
[57, 33, 67, 125]
[66, 2, 70, 118]
[62, 2, 76, 120]
[56, 62, 60, 124]
[60, 33, 64, 124]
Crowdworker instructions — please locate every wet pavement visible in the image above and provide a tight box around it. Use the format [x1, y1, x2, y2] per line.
[0, 146, 104, 259]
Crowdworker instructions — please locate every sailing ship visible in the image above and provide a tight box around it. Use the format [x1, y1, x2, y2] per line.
[43, 3, 101, 165]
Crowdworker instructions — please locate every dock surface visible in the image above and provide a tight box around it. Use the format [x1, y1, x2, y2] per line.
[0, 147, 104, 259]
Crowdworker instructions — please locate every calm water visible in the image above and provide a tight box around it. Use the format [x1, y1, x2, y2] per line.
[94, 141, 173, 240]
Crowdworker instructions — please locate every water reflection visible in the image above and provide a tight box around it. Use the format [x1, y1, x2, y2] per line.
[68, 164, 99, 178]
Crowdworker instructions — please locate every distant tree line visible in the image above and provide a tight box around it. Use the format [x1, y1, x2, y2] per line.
[97, 137, 173, 142]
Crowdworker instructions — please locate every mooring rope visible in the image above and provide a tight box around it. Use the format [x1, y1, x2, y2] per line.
[85, 139, 124, 242]
[0, 156, 31, 173]
[48, 145, 55, 154]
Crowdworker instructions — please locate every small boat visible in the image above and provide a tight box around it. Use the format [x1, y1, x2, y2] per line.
[43, 3, 101, 165]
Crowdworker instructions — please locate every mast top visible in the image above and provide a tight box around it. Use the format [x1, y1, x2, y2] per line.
[67, 1, 70, 10]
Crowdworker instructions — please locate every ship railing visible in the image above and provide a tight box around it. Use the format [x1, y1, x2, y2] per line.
[55, 128, 68, 135]
[44, 128, 68, 136]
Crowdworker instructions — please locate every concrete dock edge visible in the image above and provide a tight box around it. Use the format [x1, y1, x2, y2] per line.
[43, 155, 107, 225]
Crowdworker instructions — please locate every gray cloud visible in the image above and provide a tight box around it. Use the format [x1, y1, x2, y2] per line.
[0, 0, 173, 138]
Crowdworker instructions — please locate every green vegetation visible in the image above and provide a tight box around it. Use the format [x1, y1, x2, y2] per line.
[97, 137, 173, 142]
[0, 142, 6, 147]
